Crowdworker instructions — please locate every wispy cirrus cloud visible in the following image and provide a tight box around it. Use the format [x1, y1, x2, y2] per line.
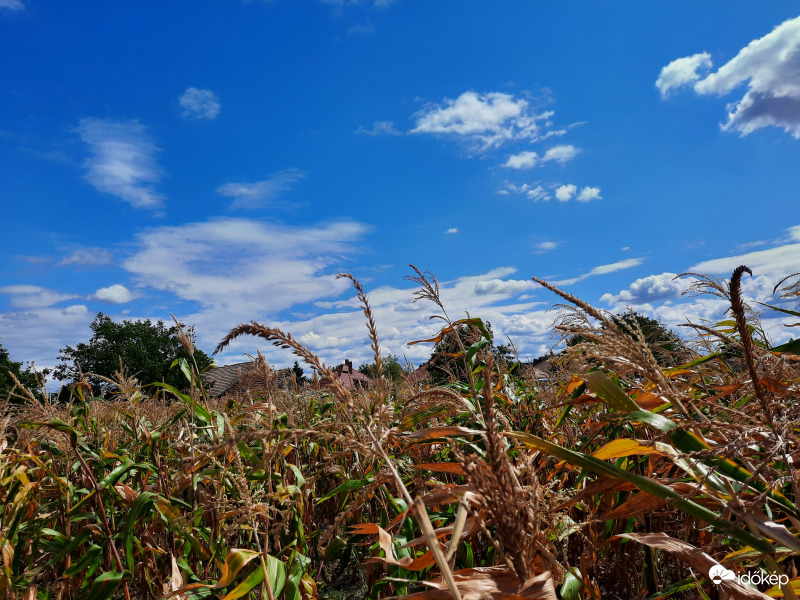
[659, 16, 800, 138]
[355, 120, 401, 136]
[554, 257, 644, 286]
[410, 91, 559, 151]
[0, 285, 77, 309]
[179, 87, 221, 120]
[123, 217, 371, 317]
[59, 247, 114, 267]
[0, 0, 24, 10]
[76, 118, 165, 209]
[216, 169, 306, 209]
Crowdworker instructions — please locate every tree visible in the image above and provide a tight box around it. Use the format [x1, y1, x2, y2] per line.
[566, 312, 686, 368]
[1, 340, 47, 402]
[425, 320, 510, 385]
[359, 355, 406, 384]
[54, 313, 213, 396]
[291, 361, 307, 384]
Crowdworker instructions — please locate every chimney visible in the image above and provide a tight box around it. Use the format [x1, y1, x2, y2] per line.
[345, 359, 353, 372]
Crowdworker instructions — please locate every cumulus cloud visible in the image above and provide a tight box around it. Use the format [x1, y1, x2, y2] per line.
[555, 184, 577, 202]
[662, 16, 800, 137]
[59, 247, 114, 267]
[179, 87, 221, 120]
[577, 186, 602, 202]
[542, 144, 580, 164]
[445, 228, 459, 234]
[656, 52, 712, 97]
[554, 257, 645, 286]
[216, 169, 305, 209]
[355, 120, 401, 135]
[504, 151, 539, 169]
[0, 285, 77, 309]
[411, 91, 556, 150]
[600, 272, 691, 306]
[504, 144, 580, 169]
[91, 284, 135, 304]
[534, 241, 559, 253]
[0, 0, 24, 9]
[76, 118, 164, 209]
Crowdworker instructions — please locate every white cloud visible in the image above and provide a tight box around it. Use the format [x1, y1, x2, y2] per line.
[555, 184, 577, 202]
[504, 144, 579, 170]
[690, 241, 800, 278]
[554, 257, 645, 286]
[0, 285, 77, 309]
[216, 169, 305, 209]
[577, 186, 602, 202]
[656, 52, 712, 97]
[355, 120, 401, 135]
[542, 144, 580, 164]
[76, 118, 164, 209]
[527, 186, 551, 201]
[179, 87, 221, 120]
[503, 151, 539, 169]
[600, 272, 691, 306]
[411, 91, 556, 150]
[60, 247, 114, 267]
[0, 304, 92, 375]
[0, 0, 24, 10]
[91, 284, 135, 304]
[445, 228, 459, 234]
[663, 17, 800, 137]
[123, 218, 370, 318]
[534, 241, 559, 253]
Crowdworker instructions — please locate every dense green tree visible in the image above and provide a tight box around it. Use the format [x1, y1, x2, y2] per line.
[359, 354, 406, 384]
[1, 340, 47, 402]
[567, 312, 686, 368]
[53, 313, 213, 396]
[291, 361, 307, 384]
[425, 321, 513, 385]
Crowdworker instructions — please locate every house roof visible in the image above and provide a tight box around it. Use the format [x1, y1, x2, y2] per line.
[203, 359, 293, 397]
[333, 359, 373, 390]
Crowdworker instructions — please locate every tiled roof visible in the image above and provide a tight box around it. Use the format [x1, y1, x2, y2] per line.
[333, 360, 373, 390]
[203, 360, 293, 397]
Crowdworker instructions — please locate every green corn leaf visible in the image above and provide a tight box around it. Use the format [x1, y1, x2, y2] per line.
[220, 567, 263, 600]
[214, 549, 261, 589]
[98, 458, 134, 490]
[616, 411, 799, 517]
[284, 552, 311, 600]
[86, 570, 130, 600]
[584, 372, 640, 413]
[506, 430, 774, 553]
[64, 543, 102, 577]
[316, 478, 375, 503]
[124, 492, 156, 571]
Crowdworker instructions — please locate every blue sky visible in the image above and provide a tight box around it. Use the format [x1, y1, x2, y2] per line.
[2, 1, 800, 378]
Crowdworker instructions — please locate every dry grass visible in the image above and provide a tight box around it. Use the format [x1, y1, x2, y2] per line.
[1, 267, 799, 600]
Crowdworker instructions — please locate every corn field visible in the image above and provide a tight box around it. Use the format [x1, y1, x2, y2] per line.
[1, 266, 799, 600]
